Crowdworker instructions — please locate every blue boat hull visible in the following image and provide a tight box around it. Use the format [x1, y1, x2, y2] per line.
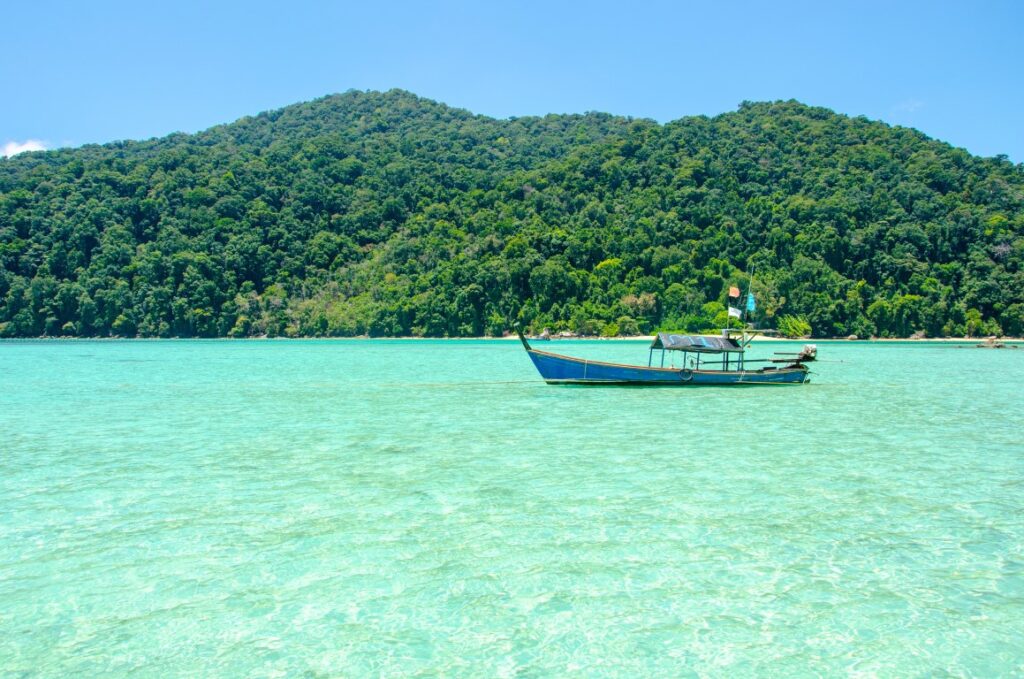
[525, 348, 809, 386]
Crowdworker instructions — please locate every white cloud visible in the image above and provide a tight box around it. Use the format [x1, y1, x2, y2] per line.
[894, 99, 925, 113]
[2, 139, 48, 158]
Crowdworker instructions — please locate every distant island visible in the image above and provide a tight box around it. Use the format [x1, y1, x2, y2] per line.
[1, 89, 1021, 338]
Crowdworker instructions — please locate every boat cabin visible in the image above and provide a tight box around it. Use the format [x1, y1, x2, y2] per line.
[649, 332, 745, 370]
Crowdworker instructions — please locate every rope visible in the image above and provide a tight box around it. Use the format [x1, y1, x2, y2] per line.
[374, 380, 538, 388]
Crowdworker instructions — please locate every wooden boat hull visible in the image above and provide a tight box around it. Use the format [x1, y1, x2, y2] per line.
[525, 347, 809, 386]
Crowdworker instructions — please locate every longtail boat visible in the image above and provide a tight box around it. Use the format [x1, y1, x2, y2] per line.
[516, 325, 815, 386]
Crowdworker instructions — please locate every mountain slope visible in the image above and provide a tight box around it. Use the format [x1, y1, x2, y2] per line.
[1, 90, 1022, 337]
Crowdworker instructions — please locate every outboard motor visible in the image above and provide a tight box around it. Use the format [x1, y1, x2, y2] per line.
[797, 344, 817, 362]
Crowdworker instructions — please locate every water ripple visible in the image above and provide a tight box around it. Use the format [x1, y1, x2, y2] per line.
[1, 340, 1023, 676]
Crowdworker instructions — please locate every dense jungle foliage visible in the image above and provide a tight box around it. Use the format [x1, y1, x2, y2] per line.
[1, 90, 1022, 338]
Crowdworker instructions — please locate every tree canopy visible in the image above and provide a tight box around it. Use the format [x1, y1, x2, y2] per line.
[1, 90, 1022, 338]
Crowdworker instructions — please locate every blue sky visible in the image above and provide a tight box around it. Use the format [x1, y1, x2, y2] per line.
[3, 0, 1022, 161]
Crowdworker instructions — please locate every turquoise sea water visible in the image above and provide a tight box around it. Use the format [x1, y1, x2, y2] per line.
[2, 339, 1023, 677]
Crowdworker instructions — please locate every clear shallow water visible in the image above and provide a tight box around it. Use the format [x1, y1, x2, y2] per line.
[1, 339, 1023, 677]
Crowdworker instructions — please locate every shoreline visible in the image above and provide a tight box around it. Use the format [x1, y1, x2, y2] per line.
[2, 335, 1022, 343]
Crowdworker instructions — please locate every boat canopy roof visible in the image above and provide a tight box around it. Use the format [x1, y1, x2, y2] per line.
[650, 332, 744, 354]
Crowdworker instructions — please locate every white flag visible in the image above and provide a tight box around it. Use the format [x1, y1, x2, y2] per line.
[728, 306, 742, 319]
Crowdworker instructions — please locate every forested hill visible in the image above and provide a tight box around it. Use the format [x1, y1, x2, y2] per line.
[1, 90, 1022, 338]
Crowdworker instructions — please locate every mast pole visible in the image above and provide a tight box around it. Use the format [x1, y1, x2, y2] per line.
[743, 264, 755, 326]
[742, 263, 755, 371]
